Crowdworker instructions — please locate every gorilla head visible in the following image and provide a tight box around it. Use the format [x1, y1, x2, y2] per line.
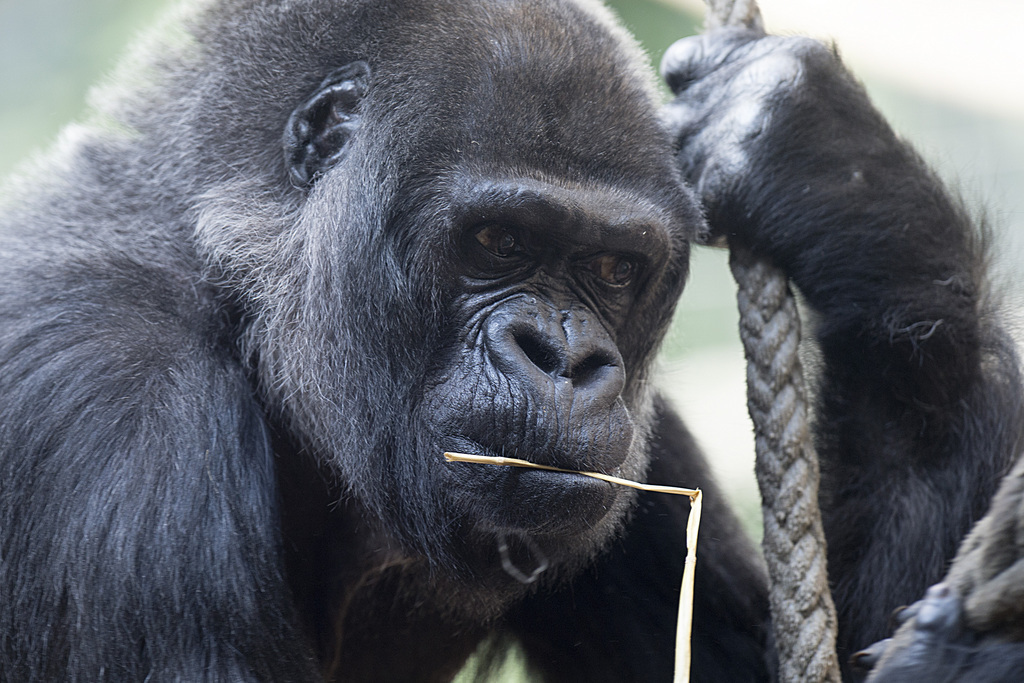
[2, 0, 702, 644]
[188, 0, 702, 592]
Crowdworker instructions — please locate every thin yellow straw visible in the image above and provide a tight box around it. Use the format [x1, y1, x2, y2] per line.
[442, 452, 702, 683]
[675, 489, 702, 683]
[443, 452, 698, 496]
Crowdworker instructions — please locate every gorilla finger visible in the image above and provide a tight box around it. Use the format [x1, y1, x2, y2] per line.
[850, 638, 891, 677]
[915, 583, 963, 634]
[660, 28, 760, 95]
[660, 35, 706, 95]
[889, 604, 917, 631]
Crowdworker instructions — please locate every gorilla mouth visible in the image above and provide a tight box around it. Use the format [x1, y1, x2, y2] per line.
[444, 438, 623, 536]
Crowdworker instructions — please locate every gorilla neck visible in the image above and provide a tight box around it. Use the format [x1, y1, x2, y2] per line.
[273, 430, 531, 672]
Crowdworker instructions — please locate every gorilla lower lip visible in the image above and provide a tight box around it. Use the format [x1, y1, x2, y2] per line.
[504, 468, 617, 531]
[453, 458, 619, 536]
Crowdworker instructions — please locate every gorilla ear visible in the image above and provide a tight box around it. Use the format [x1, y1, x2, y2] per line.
[284, 61, 371, 188]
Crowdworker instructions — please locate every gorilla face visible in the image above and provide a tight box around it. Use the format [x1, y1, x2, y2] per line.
[402, 79, 698, 578]
[425, 179, 676, 533]
[200, 0, 703, 582]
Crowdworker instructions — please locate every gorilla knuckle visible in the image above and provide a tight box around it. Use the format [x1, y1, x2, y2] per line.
[661, 35, 707, 94]
[738, 51, 806, 95]
[772, 34, 830, 59]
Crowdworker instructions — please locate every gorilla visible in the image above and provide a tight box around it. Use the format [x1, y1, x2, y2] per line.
[1, 0, 1022, 681]
[852, 454, 1024, 682]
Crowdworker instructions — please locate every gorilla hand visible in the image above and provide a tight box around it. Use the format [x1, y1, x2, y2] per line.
[663, 30, 813, 225]
[659, 26, 974, 362]
[660, 29, 897, 253]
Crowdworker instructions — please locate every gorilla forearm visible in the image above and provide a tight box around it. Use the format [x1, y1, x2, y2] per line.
[663, 29, 1024, 674]
[743, 104, 988, 412]
[746, 67, 1024, 653]
[806, 167, 1024, 656]
[745, 62, 1024, 662]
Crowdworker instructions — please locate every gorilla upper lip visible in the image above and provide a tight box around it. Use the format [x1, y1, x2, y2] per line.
[446, 434, 624, 476]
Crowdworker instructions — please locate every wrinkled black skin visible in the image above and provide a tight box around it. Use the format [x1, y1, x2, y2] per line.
[663, 29, 1024, 681]
[0, 1, 769, 682]
[853, 583, 1024, 683]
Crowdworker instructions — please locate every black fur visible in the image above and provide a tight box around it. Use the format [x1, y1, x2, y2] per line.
[2, 2, 1022, 682]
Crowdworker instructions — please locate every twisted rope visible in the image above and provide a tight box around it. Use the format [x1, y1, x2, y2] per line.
[696, 3, 840, 680]
[729, 247, 840, 682]
[705, 0, 765, 32]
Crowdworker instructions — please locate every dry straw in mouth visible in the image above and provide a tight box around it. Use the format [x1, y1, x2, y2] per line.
[443, 451, 702, 683]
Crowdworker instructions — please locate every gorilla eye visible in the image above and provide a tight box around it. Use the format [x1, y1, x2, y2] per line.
[590, 254, 636, 287]
[473, 224, 519, 258]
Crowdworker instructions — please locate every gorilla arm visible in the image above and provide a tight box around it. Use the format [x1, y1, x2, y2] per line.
[0, 254, 319, 681]
[662, 28, 1024, 675]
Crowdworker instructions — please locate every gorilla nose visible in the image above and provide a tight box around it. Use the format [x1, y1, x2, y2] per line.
[513, 326, 619, 388]
[486, 304, 625, 404]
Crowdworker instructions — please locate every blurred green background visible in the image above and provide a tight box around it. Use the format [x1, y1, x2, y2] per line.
[2, 0, 1023, 679]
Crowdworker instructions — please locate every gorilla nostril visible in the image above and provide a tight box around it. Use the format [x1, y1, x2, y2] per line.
[513, 330, 563, 375]
[570, 353, 616, 386]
